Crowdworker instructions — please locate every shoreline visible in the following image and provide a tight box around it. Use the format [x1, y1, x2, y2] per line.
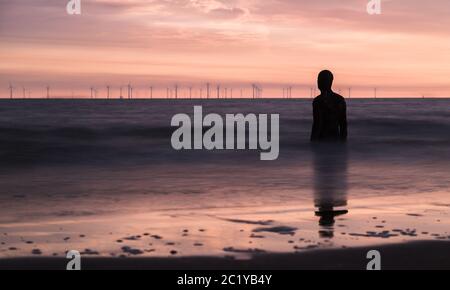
[1, 241, 449, 270]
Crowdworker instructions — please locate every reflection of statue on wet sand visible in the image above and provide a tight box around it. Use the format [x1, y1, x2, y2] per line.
[310, 70, 349, 238]
[313, 145, 348, 238]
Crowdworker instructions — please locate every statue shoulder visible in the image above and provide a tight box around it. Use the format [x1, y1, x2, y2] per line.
[333, 92, 346, 104]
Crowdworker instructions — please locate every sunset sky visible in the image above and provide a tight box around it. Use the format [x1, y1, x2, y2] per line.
[1, 0, 450, 98]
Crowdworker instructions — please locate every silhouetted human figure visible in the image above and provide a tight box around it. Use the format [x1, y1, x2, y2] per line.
[313, 144, 349, 238]
[311, 70, 347, 141]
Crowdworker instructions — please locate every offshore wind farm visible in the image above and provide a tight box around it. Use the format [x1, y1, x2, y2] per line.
[2, 82, 441, 100]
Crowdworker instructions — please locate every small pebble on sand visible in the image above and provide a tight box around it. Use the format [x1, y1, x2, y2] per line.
[81, 249, 99, 255]
[121, 246, 143, 255]
[32, 249, 42, 255]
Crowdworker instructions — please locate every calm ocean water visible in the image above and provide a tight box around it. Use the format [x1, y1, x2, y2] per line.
[0, 99, 449, 257]
[1, 98, 449, 207]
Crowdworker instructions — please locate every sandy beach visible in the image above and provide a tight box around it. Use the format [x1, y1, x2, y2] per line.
[1, 241, 449, 270]
[0, 188, 449, 269]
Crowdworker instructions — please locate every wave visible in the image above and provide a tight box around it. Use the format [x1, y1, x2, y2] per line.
[0, 125, 174, 140]
[1, 99, 449, 167]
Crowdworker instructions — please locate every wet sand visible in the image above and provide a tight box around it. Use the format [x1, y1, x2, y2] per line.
[1, 241, 449, 270]
[1, 191, 449, 265]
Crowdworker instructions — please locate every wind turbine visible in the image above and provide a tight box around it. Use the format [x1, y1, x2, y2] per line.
[175, 84, 178, 99]
[206, 83, 210, 99]
[90, 87, 94, 99]
[46, 85, 50, 99]
[119, 86, 123, 99]
[216, 84, 220, 99]
[9, 83, 13, 99]
[106, 85, 110, 99]
[374, 88, 377, 99]
[348, 87, 351, 99]
[254, 85, 260, 99]
[149, 86, 153, 99]
[284, 86, 290, 98]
